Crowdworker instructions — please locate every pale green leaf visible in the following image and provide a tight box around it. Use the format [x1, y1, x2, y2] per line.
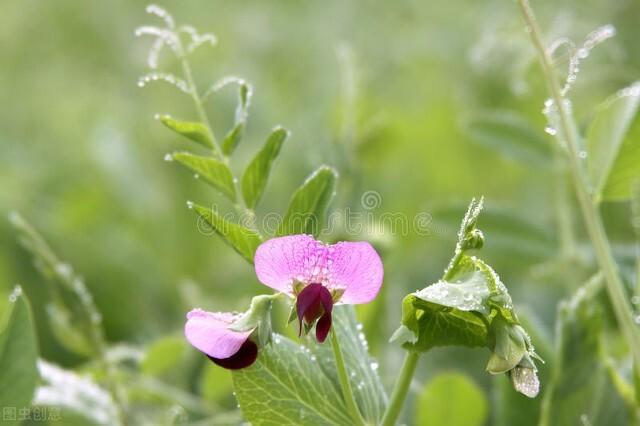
[200, 363, 233, 402]
[172, 152, 236, 201]
[463, 110, 551, 166]
[416, 372, 488, 426]
[0, 287, 38, 423]
[601, 115, 640, 200]
[277, 166, 337, 236]
[141, 336, 187, 376]
[587, 83, 640, 200]
[307, 306, 387, 424]
[159, 115, 214, 149]
[232, 335, 352, 425]
[540, 276, 629, 425]
[241, 127, 289, 209]
[192, 204, 262, 263]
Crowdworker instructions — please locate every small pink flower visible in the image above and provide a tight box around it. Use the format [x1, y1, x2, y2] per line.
[254, 235, 383, 342]
[184, 309, 257, 369]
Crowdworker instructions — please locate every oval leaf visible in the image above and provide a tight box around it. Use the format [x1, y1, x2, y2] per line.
[158, 115, 214, 149]
[0, 287, 38, 423]
[417, 372, 488, 426]
[241, 127, 289, 209]
[277, 166, 338, 237]
[587, 83, 640, 200]
[141, 336, 188, 376]
[192, 203, 262, 263]
[307, 306, 387, 424]
[232, 335, 352, 425]
[172, 152, 236, 201]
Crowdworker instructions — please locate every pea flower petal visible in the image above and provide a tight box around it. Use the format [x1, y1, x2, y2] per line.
[185, 309, 255, 368]
[254, 235, 383, 304]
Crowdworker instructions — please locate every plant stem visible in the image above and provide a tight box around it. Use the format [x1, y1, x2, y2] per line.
[380, 351, 419, 426]
[517, 0, 640, 366]
[330, 330, 366, 426]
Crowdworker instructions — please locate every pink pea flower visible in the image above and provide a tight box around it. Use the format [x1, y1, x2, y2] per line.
[254, 235, 384, 342]
[184, 309, 258, 370]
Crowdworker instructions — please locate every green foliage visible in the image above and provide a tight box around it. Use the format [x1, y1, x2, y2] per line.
[242, 127, 289, 209]
[141, 335, 188, 376]
[540, 276, 630, 425]
[192, 203, 263, 263]
[602, 111, 640, 200]
[0, 287, 38, 424]
[171, 152, 237, 201]
[392, 199, 541, 397]
[463, 110, 551, 166]
[232, 306, 386, 425]
[158, 115, 214, 149]
[277, 166, 338, 237]
[587, 83, 640, 201]
[416, 372, 488, 426]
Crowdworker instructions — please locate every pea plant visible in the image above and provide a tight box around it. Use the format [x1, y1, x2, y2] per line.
[2, 1, 639, 425]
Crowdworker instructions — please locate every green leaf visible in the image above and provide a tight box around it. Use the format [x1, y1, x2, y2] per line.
[277, 166, 338, 237]
[416, 372, 488, 426]
[601, 112, 640, 200]
[587, 83, 640, 200]
[200, 363, 233, 402]
[307, 306, 387, 424]
[540, 276, 629, 425]
[463, 110, 551, 166]
[192, 203, 262, 263]
[0, 286, 38, 422]
[232, 335, 353, 425]
[222, 83, 252, 155]
[158, 115, 214, 149]
[171, 152, 236, 201]
[141, 336, 188, 376]
[394, 293, 488, 352]
[241, 127, 289, 209]
[232, 306, 386, 425]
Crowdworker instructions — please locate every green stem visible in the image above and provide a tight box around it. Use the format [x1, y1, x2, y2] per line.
[330, 330, 366, 426]
[518, 0, 640, 366]
[380, 351, 419, 426]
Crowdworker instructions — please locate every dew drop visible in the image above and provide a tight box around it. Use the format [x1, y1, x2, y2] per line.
[186, 201, 194, 209]
[578, 151, 588, 159]
[544, 125, 557, 136]
[164, 153, 173, 162]
[634, 315, 640, 325]
[193, 173, 200, 179]
[9, 285, 22, 303]
[631, 295, 640, 305]
[370, 362, 379, 371]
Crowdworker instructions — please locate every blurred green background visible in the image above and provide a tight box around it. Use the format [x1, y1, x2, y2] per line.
[2, 0, 639, 424]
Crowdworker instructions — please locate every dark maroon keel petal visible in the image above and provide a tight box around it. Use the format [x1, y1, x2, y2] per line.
[296, 283, 334, 342]
[208, 339, 258, 370]
[315, 311, 332, 342]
